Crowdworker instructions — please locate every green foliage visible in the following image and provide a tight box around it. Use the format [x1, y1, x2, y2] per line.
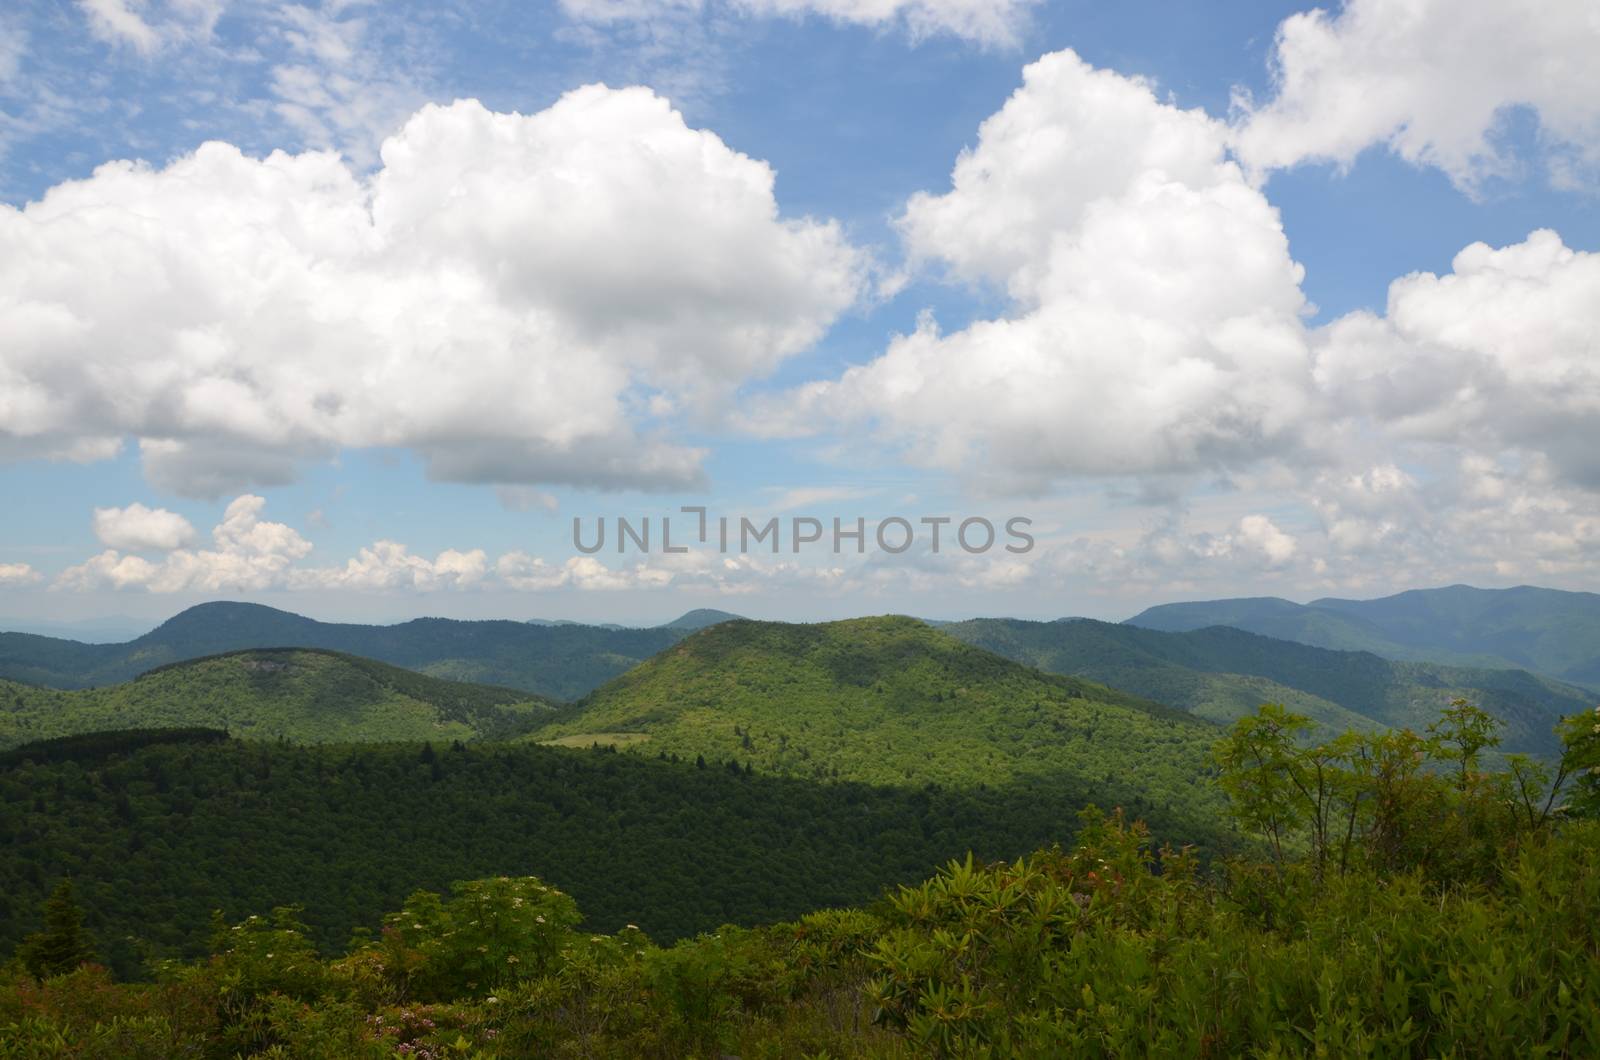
[16, 881, 96, 981]
[1558, 704, 1600, 817]
[371, 877, 586, 1002]
[0, 649, 554, 750]
[945, 617, 1590, 754]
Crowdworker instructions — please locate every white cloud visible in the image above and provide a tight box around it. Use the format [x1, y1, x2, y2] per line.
[0, 88, 865, 497]
[58, 495, 311, 593]
[497, 553, 675, 592]
[763, 49, 1314, 491]
[1315, 230, 1600, 488]
[75, 0, 222, 55]
[92, 502, 197, 551]
[78, 0, 162, 53]
[293, 541, 489, 592]
[495, 548, 852, 594]
[0, 562, 41, 586]
[560, 0, 1038, 46]
[1234, 0, 1600, 191]
[60, 494, 492, 594]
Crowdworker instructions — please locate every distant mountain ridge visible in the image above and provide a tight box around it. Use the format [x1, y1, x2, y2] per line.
[0, 648, 554, 750]
[0, 602, 719, 699]
[1127, 585, 1600, 691]
[657, 608, 744, 630]
[942, 617, 1590, 756]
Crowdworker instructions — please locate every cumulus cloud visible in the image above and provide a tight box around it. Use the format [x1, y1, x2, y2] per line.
[294, 542, 489, 592]
[58, 495, 312, 593]
[0, 88, 864, 497]
[92, 503, 198, 551]
[57, 494, 498, 594]
[497, 553, 676, 592]
[496, 547, 855, 595]
[0, 562, 41, 586]
[1234, 0, 1600, 190]
[1315, 230, 1600, 488]
[761, 49, 1314, 491]
[560, 0, 1039, 46]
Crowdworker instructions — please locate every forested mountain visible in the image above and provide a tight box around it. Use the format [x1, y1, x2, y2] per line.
[0, 601, 689, 699]
[944, 617, 1590, 755]
[0, 729, 1235, 974]
[657, 607, 744, 630]
[1128, 584, 1600, 689]
[0, 649, 554, 750]
[528, 616, 1228, 838]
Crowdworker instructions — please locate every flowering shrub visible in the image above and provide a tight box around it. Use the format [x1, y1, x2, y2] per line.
[366, 876, 582, 1002]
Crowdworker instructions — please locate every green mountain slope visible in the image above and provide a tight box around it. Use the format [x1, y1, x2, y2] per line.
[1127, 584, 1600, 690]
[0, 649, 554, 749]
[529, 616, 1227, 838]
[0, 601, 687, 699]
[944, 618, 1590, 755]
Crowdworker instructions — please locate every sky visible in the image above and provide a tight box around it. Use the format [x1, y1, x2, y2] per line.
[1, 0, 1598, 631]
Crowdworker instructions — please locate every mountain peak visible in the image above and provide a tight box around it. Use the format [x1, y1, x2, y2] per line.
[658, 608, 745, 631]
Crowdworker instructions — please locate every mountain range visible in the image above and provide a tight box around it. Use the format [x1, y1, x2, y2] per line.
[943, 617, 1591, 755]
[1128, 584, 1600, 690]
[0, 601, 729, 700]
[3, 587, 1594, 757]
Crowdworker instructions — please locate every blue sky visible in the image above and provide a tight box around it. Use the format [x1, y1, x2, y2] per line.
[2, 0, 1598, 630]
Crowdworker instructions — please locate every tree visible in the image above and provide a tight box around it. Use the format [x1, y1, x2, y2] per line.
[17, 879, 96, 979]
[1427, 698, 1501, 790]
[1212, 704, 1313, 872]
[1556, 705, 1600, 818]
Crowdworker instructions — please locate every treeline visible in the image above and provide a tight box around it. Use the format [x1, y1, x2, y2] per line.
[2, 700, 1596, 1057]
[0, 735, 1233, 977]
